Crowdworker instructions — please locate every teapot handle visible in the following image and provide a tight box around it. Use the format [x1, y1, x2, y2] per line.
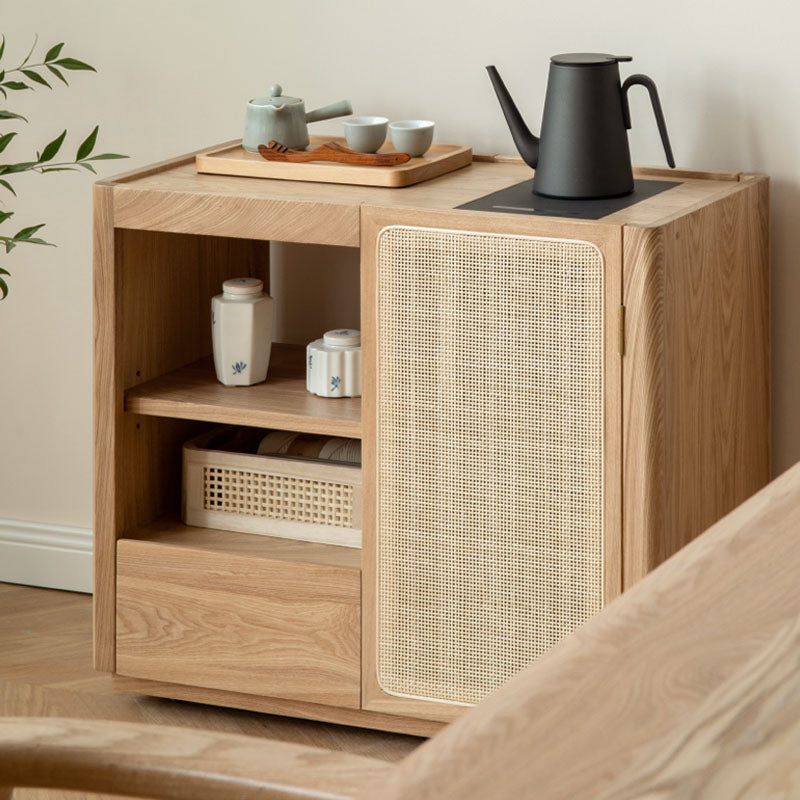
[621, 74, 675, 168]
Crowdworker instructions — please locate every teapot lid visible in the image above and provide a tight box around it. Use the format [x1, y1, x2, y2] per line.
[551, 53, 633, 66]
[251, 84, 303, 107]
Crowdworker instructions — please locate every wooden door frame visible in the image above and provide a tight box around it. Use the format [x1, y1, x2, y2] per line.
[360, 205, 623, 721]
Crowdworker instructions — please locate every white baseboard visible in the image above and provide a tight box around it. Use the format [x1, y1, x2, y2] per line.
[0, 518, 92, 594]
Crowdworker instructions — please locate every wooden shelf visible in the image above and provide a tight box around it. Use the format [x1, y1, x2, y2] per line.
[125, 515, 361, 571]
[125, 343, 361, 438]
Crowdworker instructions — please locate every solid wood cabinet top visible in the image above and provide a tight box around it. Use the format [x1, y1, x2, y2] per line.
[99, 143, 765, 246]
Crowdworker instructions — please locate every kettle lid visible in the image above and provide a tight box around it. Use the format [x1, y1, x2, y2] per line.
[251, 84, 303, 107]
[551, 53, 633, 66]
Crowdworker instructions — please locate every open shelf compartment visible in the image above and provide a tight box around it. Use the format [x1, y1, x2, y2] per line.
[124, 343, 361, 438]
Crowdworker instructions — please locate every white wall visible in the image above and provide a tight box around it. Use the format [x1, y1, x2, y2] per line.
[1, 0, 797, 589]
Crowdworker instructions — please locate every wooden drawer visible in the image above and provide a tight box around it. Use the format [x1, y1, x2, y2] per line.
[116, 528, 361, 709]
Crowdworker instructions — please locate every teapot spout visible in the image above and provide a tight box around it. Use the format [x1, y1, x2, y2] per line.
[486, 65, 539, 168]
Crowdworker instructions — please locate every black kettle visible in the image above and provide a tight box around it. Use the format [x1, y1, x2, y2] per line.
[487, 53, 675, 199]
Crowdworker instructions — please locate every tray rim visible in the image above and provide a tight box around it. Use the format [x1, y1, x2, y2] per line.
[195, 136, 473, 188]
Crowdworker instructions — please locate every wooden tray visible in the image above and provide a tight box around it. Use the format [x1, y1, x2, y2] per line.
[195, 136, 473, 188]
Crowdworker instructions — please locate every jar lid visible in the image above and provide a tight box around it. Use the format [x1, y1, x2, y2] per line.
[222, 277, 263, 296]
[323, 328, 361, 347]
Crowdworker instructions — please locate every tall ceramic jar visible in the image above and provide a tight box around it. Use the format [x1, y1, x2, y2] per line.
[212, 277, 273, 386]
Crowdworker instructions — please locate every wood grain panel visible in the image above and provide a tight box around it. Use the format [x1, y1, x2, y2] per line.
[623, 176, 770, 585]
[114, 188, 361, 247]
[118, 229, 269, 390]
[116, 537, 361, 709]
[373, 459, 800, 799]
[107, 149, 760, 238]
[129, 516, 362, 569]
[92, 184, 117, 672]
[125, 346, 361, 438]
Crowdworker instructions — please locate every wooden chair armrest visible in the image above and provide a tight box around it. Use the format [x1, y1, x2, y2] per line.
[0, 717, 390, 799]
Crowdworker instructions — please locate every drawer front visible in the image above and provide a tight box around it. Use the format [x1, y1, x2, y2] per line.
[116, 539, 361, 709]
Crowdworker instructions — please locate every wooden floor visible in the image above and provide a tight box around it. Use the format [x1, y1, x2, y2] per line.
[0, 582, 421, 799]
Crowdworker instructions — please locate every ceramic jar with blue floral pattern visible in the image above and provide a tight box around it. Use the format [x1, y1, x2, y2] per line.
[306, 329, 362, 398]
[212, 277, 273, 386]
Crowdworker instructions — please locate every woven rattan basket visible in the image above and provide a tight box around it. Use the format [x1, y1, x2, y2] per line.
[182, 427, 362, 548]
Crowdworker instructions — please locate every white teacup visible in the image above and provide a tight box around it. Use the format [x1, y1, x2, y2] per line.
[343, 116, 389, 153]
[389, 120, 435, 157]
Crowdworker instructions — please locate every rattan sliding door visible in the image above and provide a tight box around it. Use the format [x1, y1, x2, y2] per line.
[361, 208, 622, 721]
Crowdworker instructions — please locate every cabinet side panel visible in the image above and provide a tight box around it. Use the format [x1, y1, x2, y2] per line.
[93, 184, 118, 671]
[622, 226, 666, 586]
[661, 179, 770, 559]
[624, 178, 770, 586]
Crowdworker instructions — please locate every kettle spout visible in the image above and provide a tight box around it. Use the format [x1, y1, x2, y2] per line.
[486, 65, 539, 168]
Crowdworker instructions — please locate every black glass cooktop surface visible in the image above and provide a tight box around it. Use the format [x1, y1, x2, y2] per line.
[458, 178, 680, 219]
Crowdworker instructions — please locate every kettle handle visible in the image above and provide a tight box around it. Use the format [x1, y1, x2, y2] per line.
[621, 74, 676, 168]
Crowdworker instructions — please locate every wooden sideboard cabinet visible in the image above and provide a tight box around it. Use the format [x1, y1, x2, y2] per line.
[94, 150, 769, 735]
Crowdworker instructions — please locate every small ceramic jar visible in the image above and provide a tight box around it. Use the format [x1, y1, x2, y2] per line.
[212, 277, 273, 386]
[307, 329, 362, 398]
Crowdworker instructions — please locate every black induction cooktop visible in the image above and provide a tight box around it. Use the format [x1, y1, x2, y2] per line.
[457, 178, 680, 220]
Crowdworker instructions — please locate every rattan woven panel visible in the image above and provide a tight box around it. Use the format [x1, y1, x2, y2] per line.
[203, 467, 354, 528]
[376, 226, 604, 705]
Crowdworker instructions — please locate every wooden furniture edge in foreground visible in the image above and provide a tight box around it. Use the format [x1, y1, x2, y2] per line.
[0, 717, 391, 800]
[372, 461, 800, 799]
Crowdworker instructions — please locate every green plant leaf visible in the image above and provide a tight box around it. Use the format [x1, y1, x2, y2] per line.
[76, 125, 98, 160]
[22, 69, 51, 89]
[46, 65, 68, 86]
[0, 179, 15, 195]
[0, 132, 17, 154]
[42, 166, 78, 173]
[14, 223, 46, 240]
[0, 87, 6, 100]
[5, 240, 15, 253]
[86, 153, 128, 160]
[0, 35, 5, 62]
[45, 42, 65, 62]
[3, 81, 30, 91]
[21, 34, 38, 67]
[0, 162, 36, 175]
[0, 211, 13, 224]
[0, 109, 28, 123]
[79, 161, 97, 174]
[54, 57, 95, 72]
[0, 276, 8, 300]
[39, 130, 66, 163]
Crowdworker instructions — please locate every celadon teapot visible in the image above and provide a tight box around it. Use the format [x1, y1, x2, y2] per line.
[243, 84, 352, 152]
